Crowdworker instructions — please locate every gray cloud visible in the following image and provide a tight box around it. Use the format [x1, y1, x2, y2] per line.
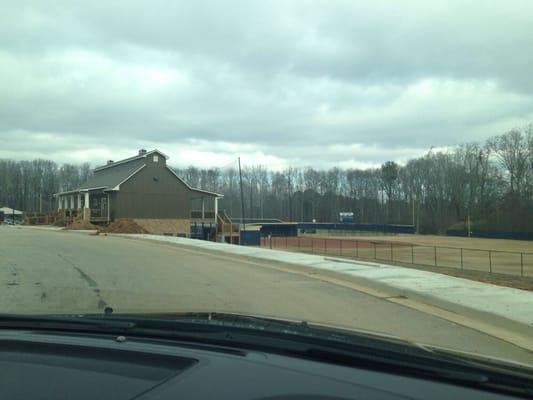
[1, 0, 532, 168]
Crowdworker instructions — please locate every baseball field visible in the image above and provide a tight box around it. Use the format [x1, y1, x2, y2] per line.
[262, 234, 533, 278]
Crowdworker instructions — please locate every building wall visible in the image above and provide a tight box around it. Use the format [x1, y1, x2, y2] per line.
[113, 159, 190, 219]
[133, 218, 190, 235]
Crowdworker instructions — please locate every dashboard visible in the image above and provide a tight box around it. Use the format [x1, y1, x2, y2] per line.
[0, 329, 520, 400]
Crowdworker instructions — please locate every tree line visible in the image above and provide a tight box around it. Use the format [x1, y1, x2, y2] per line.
[1, 126, 531, 234]
[177, 126, 532, 234]
[0, 160, 91, 214]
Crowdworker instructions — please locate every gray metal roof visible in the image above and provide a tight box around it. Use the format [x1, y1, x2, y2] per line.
[93, 149, 169, 172]
[78, 158, 145, 190]
[55, 149, 223, 197]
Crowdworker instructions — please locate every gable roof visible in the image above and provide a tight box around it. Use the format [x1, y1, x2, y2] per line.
[93, 149, 168, 172]
[78, 158, 145, 190]
[166, 167, 223, 197]
[55, 149, 223, 198]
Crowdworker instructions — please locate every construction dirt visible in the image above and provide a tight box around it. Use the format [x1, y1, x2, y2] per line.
[102, 219, 149, 234]
[65, 220, 98, 230]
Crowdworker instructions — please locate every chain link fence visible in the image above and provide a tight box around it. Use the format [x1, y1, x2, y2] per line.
[260, 236, 533, 278]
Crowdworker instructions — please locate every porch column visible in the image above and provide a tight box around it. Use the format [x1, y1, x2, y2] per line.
[83, 192, 90, 222]
[84, 192, 90, 208]
[58, 196, 62, 211]
[201, 197, 205, 219]
[107, 193, 110, 224]
[70, 195, 75, 210]
[77, 193, 82, 210]
[214, 197, 219, 224]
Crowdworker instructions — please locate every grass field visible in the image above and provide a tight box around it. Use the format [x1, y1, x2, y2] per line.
[262, 234, 533, 278]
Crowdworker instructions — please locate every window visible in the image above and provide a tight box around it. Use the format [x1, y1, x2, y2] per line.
[153, 155, 159, 162]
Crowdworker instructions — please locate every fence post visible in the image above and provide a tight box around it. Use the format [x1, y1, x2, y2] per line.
[285, 236, 288, 249]
[460, 248, 463, 270]
[521, 253, 524, 277]
[373, 242, 377, 260]
[411, 243, 414, 264]
[390, 242, 393, 261]
[489, 250, 492, 273]
[434, 246, 437, 267]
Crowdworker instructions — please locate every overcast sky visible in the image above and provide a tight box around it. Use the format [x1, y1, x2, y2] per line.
[1, 1, 532, 170]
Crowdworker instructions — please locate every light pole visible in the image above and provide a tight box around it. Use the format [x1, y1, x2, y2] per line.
[238, 157, 246, 237]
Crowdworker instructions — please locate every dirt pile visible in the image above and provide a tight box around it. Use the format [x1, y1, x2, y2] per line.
[66, 220, 98, 230]
[102, 219, 149, 234]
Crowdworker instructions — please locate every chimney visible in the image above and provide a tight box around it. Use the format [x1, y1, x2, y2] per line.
[139, 149, 147, 155]
[107, 160, 114, 165]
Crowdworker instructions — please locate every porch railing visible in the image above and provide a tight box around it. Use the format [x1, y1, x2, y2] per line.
[90, 209, 107, 218]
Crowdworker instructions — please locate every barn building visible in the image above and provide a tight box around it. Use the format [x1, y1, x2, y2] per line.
[54, 149, 222, 237]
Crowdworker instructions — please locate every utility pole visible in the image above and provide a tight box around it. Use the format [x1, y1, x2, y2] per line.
[229, 172, 233, 217]
[287, 172, 292, 221]
[238, 157, 246, 234]
[412, 197, 415, 227]
[249, 179, 253, 219]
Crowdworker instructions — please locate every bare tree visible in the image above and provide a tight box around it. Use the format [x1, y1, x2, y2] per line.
[489, 129, 529, 194]
[380, 161, 399, 223]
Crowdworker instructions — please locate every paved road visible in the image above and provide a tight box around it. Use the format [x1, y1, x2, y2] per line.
[1, 226, 532, 365]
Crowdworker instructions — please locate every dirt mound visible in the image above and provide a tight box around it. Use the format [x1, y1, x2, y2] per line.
[103, 219, 149, 234]
[66, 220, 98, 230]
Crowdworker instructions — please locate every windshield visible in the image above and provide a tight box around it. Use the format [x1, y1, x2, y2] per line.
[1, 0, 532, 368]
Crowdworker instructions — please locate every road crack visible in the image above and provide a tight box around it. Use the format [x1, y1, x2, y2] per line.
[7, 263, 19, 287]
[72, 266, 98, 287]
[57, 253, 109, 310]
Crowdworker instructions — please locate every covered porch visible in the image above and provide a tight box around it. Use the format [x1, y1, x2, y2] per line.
[189, 192, 221, 240]
[55, 188, 111, 224]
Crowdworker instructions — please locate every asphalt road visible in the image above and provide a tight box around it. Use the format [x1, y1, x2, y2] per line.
[1, 226, 532, 365]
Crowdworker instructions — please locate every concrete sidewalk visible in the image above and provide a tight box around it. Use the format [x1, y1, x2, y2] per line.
[12, 225, 64, 231]
[124, 235, 533, 333]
